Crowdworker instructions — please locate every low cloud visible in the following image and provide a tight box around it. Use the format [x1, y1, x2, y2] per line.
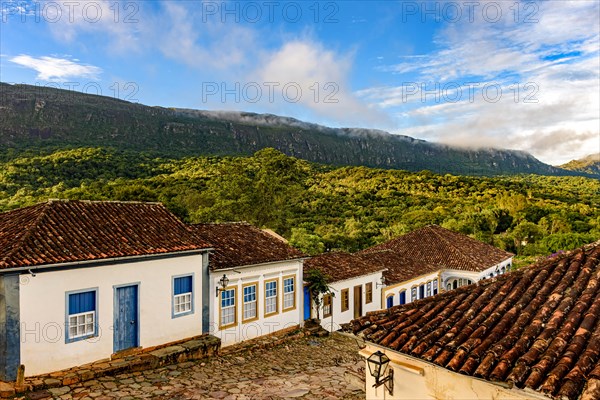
[253, 40, 391, 127]
[9, 55, 102, 81]
[362, 1, 600, 164]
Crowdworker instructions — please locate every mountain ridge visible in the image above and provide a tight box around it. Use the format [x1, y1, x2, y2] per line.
[0, 82, 594, 177]
[560, 154, 600, 176]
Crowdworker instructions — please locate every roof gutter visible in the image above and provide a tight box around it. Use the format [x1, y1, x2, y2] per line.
[0, 247, 213, 275]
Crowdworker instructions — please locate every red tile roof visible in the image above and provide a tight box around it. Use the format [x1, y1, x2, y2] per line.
[304, 251, 386, 283]
[347, 241, 600, 400]
[361, 225, 513, 274]
[357, 250, 441, 284]
[0, 200, 211, 269]
[191, 223, 305, 270]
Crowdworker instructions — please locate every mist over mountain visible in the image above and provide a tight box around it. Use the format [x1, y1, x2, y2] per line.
[0, 83, 593, 177]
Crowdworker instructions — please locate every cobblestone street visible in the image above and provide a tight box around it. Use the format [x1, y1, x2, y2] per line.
[24, 334, 365, 400]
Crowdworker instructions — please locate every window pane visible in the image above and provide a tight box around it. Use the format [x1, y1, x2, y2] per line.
[284, 278, 294, 293]
[174, 276, 193, 295]
[69, 291, 95, 314]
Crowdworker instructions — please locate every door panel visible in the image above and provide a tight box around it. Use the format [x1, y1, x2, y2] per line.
[353, 285, 362, 319]
[114, 285, 139, 352]
[303, 286, 311, 320]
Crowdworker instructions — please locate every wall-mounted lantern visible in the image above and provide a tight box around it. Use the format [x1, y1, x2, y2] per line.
[367, 350, 394, 395]
[215, 274, 230, 297]
[375, 275, 387, 288]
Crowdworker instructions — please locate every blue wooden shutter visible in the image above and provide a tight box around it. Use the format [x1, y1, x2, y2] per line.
[69, 291, 95, 314]
[174, 276, 193, 295]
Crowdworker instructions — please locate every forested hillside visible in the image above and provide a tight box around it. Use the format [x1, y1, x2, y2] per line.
[561, 154, 600, 175]
[1, 147, 598, 259]
[0, 83, 589, 177]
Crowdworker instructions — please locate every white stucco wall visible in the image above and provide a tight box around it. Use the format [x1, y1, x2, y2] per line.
[360, 344, 547, 400]
[316, 271, 384, 332]
[209, 260, 303, 347]
[19, 253, 206, 376]
[382, 271, 441, 308]
[442, 257, 513, 291]
[382, 257, 514, 308]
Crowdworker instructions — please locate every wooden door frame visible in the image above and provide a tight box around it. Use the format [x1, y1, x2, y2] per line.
[353, 285, 362, 319]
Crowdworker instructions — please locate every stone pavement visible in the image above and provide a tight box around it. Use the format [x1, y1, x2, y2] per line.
[20, 334, 365, 400]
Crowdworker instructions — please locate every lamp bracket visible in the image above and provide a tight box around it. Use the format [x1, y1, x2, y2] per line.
[373, 368, 394, 395]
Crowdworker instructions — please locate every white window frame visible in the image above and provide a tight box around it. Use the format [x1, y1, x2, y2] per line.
[283, 276, 295, 311]
[265, 279, 278, 316]
[220, 288, 237, 329]
[242, 283, 258, 322]
[172, 274, 194, 318]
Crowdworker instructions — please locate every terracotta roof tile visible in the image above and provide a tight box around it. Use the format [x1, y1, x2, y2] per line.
[304, 251, 386, 283]
[0, 200, 210, 269]
[356, 250, 441, 284]
[347, 241, 600, 400]
[361, 225, 513, 273]
[191, 223, 305, 270]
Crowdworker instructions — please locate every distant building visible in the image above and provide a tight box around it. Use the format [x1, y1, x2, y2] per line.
[0, 200, 212, 379]
[346, 240, 600, 400]
[191, 223, 306, 347]
[360, 225, 514, 308]
[304, 252, 385, 332]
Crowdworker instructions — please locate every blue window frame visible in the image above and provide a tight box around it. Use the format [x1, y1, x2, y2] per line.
[172, 274, 194, 318]
[386, 295, 394, 309]
[65, 288, 98, 343]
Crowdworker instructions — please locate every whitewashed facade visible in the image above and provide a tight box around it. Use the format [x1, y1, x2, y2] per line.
[208, 260, 304, 347]
[381, 271, 441, 309]
[381, 257, 513, 308]
[315, 271, 384, 332]
[17, 252, 208, 377]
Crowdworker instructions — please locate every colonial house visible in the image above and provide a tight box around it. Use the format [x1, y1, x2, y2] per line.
[360, 225, 514, 308]
[346, 240, 600, 400]
[304, 252, 386, 332]
[0, 200, 212, 380]
[191, 223, 306, 347]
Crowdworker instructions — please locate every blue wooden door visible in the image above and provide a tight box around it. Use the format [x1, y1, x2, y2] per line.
[303, 286, 311, 320]
[114, 285, 138, 352]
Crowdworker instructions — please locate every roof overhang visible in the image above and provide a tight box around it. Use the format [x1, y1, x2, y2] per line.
[0, 247, 213, 275]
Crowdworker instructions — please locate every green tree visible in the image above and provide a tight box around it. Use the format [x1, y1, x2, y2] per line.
[289, 228, 325, 255]
[305, 268, 334, 321]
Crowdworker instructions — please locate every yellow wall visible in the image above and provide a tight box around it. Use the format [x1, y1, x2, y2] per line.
[360, 344, 549, 400]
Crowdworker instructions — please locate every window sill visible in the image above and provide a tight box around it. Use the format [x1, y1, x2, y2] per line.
[172, 310, 194, 319]
[66, 333, 98, 344]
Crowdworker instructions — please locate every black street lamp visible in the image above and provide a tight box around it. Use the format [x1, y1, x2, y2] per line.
[376, 275, 387, 288]
[215, 274, 230, 297]
[367, 350, 394, 395]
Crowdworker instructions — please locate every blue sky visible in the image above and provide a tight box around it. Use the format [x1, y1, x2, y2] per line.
[1, 0, 599, 165]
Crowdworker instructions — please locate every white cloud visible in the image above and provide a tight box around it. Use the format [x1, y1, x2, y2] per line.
[361, 0, 600, 165]
[44, 0, 140, 53]
[9, 55, 102, 81]
[252, 40, 391, 127]
[33, 1, 387, 128]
